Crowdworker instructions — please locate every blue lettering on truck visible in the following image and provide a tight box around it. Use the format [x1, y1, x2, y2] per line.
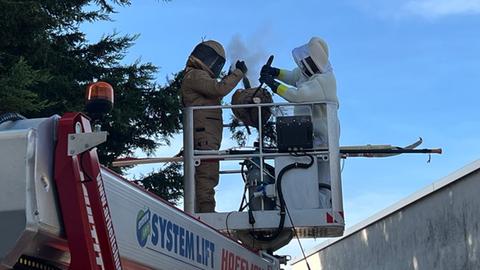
[136, 208, 215, 268]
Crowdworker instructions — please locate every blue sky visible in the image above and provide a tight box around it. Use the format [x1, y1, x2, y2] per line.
[83, 0, 480, 261]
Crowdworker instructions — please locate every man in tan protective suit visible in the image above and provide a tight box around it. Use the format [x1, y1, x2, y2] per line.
[181, 40, 247, 213]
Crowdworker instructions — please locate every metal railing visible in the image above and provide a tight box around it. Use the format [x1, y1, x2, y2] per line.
[183, 101, 342, 215]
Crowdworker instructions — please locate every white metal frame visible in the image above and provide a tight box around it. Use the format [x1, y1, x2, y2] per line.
[183, 102, 344, 237]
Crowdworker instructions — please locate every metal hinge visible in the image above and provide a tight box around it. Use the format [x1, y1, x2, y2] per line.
[67, 131, 107, 156]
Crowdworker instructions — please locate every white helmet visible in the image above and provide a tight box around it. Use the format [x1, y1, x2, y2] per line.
[292, 37, 332, 77]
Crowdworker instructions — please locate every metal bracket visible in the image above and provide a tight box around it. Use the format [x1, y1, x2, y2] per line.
[67, 132, 107, 156]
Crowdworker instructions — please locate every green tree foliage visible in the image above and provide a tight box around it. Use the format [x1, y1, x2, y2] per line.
[0, 0, 184, 203]
[139, 163, 183, 203]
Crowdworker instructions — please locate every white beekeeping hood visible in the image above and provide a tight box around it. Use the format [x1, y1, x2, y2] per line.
[292, 37, 332, 76]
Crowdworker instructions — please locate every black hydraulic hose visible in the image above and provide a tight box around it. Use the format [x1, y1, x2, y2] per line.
[318, 183, 331, 190]
[0, 112, 25, 125]
[239, 185, 249, 212]
[250, 154, 314, 242]
[239, 161, 249, 212]
[275, 155, 314, 231]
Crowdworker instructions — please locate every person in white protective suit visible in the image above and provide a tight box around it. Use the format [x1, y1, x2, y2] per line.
[260, 37, 339, 208]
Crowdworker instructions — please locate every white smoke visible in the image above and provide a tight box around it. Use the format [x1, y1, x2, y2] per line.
[227, 33, 270, 88]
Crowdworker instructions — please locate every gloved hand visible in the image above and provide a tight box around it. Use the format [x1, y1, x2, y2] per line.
[235, 60, 248, 74]
[260, 74, 280, 93]
[261, 65, 280, 78]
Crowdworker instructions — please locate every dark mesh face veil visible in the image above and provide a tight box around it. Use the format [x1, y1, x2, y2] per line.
[304, 56, 320, 74]
[299, 59, 313, 77]
[296, 56, 320, 77]
[191, 43, 226, 77]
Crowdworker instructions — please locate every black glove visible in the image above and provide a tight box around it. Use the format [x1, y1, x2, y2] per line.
[261, 64, 280, 78]
[235, 60, 248, 74]
[260, 74, 280, 93]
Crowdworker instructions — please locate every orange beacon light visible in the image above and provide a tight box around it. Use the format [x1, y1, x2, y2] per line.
[85, 81, 114, 118]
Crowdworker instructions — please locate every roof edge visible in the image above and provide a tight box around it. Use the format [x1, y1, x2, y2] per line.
[291, 158, 480, 264]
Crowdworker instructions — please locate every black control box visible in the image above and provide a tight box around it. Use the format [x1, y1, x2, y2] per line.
[276, 115, 313, 152]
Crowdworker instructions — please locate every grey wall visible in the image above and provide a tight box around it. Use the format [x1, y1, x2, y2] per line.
[292, 167, 480, 270]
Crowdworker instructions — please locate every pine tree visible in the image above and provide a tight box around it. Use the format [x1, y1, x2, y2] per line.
[0, 0, 184, 203]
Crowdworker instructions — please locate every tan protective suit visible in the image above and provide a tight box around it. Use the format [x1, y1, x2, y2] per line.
[181, 41, 244, 212]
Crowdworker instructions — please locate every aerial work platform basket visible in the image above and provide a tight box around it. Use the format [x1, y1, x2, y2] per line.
[182, 101, 344, 251]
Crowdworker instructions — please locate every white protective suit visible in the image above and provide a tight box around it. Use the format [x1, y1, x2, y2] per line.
[275, 37, 340, 209]
[276, 37, 339, 146]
